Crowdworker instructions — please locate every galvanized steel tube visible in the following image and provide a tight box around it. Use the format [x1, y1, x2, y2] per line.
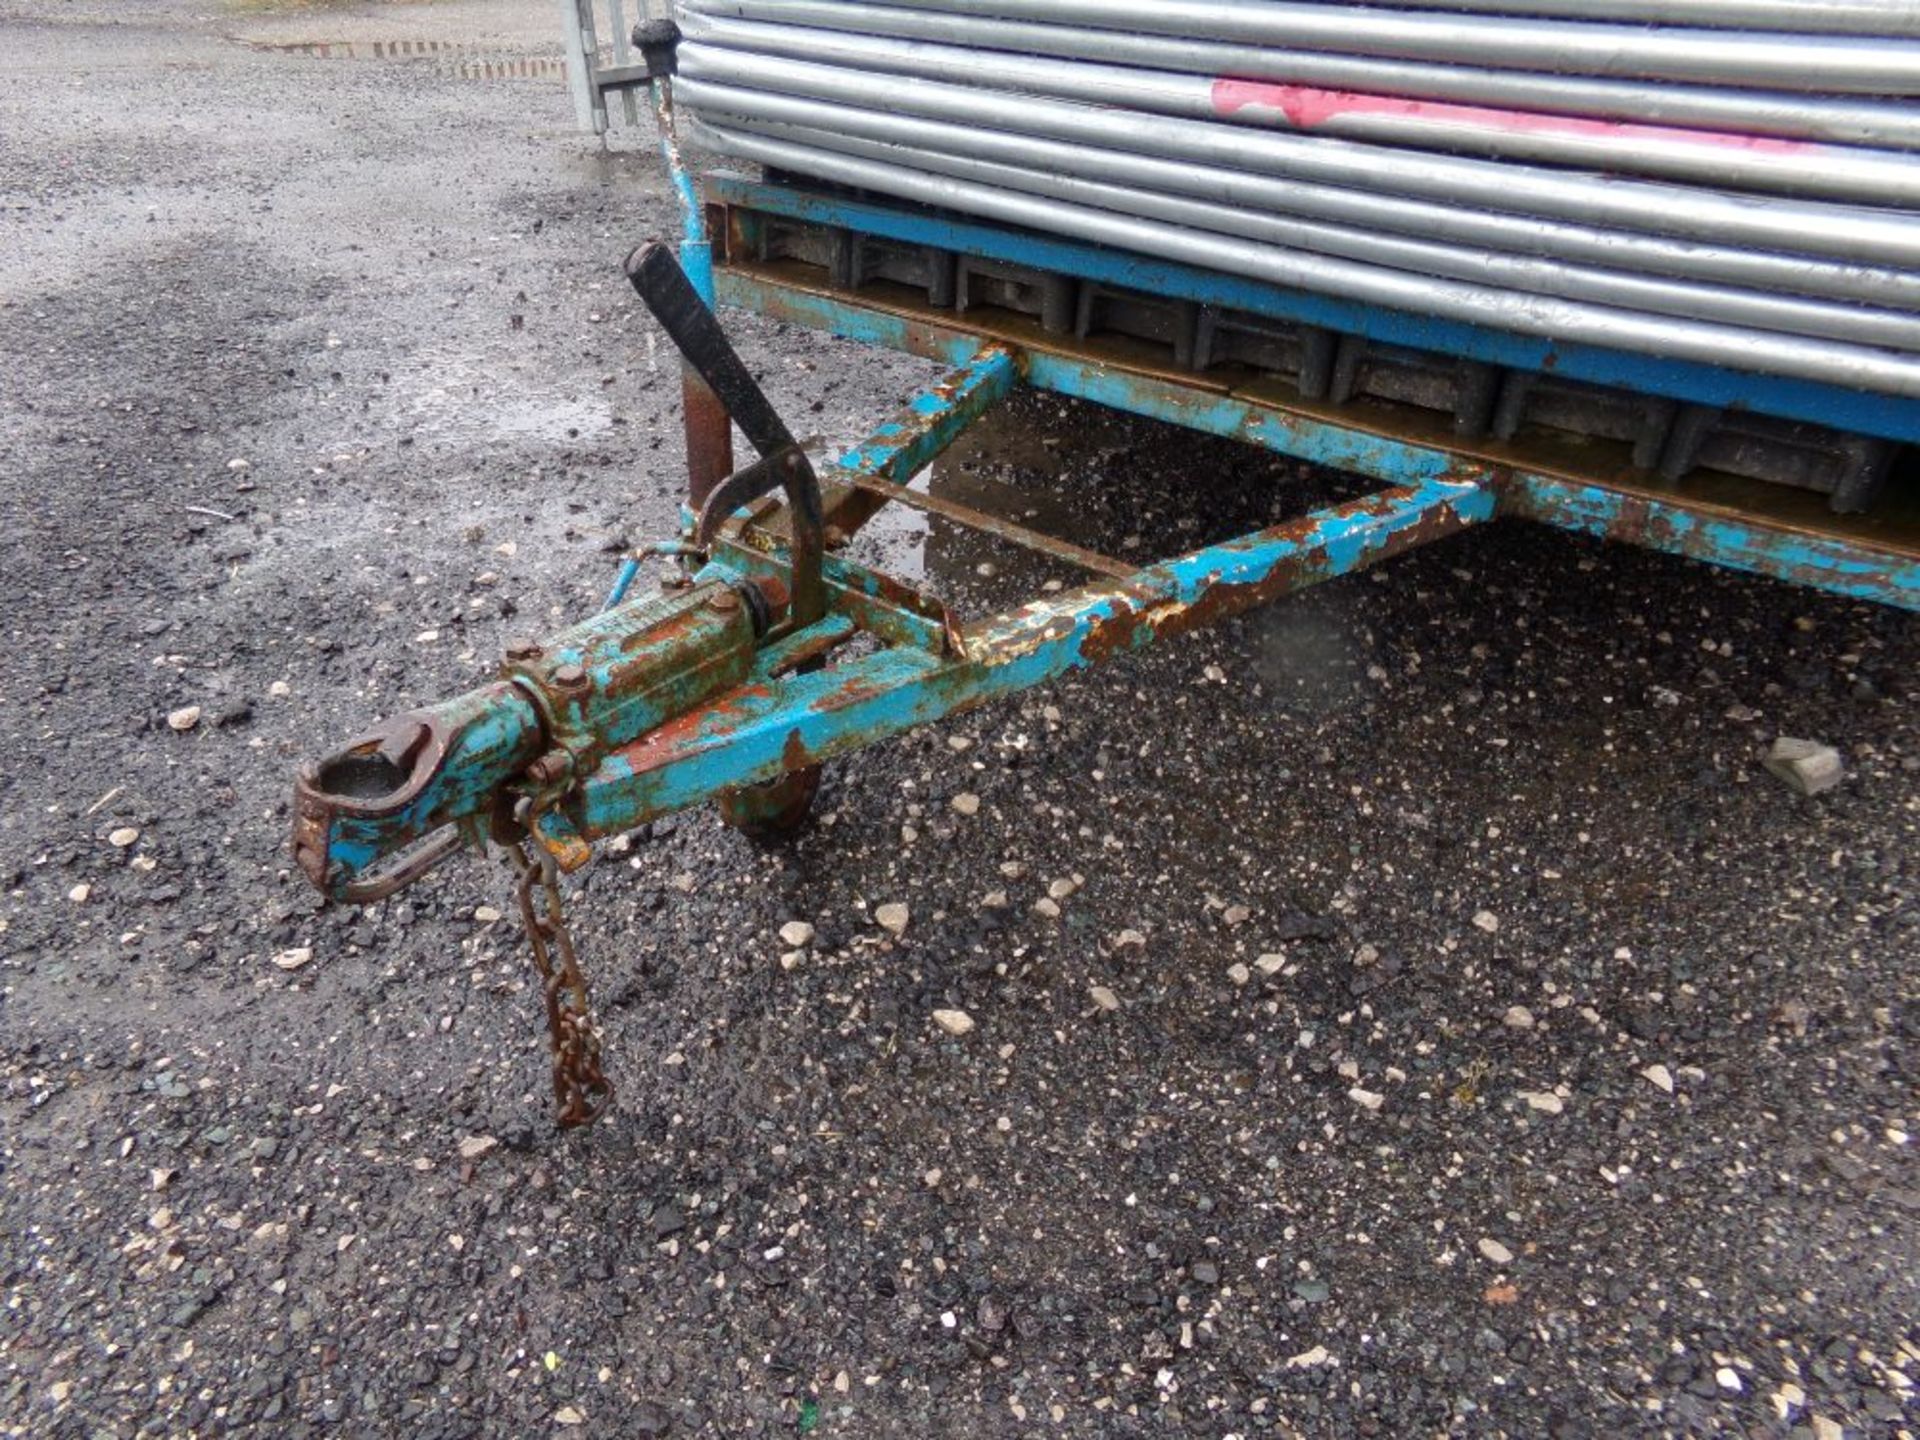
[722, 115, 1920, 350]
[684, 0, 1920, 149]
[684, 99, 1920, 348]
[1252, 0, 1920, 38]
[677, 46, 1920, 269]
[803, 0, 1920, 92]
[690, 119, 1920, 398]
[680, 9, 1920, 201]
[682, 77, 1920, 313]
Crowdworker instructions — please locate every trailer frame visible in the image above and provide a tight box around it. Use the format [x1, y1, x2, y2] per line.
[290, 57, 1918, 1124]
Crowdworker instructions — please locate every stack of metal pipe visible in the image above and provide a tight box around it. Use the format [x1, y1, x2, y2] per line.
[673, 0, 1920, 400]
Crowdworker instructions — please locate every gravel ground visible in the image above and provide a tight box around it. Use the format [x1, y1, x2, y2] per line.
[3, 3, 1917, 1437]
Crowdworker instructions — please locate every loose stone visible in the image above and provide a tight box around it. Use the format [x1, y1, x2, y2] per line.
[1763, 736, 1844, 796]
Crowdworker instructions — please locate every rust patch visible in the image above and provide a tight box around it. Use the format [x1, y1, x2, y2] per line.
[780, 726, 813, 774]
[682, 371, 733, 509]
[1023, 491, 1477, 669]
[1604, 494, 1654, 547]
[614, 606, 707, 659]
[614, 681, 778, 773]
[289, 772, 333, 892]
[805, 664, 906, 714]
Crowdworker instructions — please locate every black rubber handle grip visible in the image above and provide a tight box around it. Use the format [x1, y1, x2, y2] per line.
[624, 241, 794, 460]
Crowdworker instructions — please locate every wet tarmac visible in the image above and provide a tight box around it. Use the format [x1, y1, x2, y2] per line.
[2, 3, 1916, 1437]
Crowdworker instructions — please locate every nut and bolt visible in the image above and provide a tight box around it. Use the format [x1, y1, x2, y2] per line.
[823, 525, 848, 551]
[525, 750, 571, 787]
[551, 663, 590, 694]
[706, 588, 741, 614]
[504, 639, 544, 663]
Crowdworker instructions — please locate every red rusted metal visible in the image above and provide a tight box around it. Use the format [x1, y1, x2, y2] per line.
[682, 369, 734, 509]
[971, 480, 1485, 667]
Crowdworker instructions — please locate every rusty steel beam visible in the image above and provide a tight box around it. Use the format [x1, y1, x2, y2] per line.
[1497, 477, 1920, 608]
[836, 469, 1137, 578]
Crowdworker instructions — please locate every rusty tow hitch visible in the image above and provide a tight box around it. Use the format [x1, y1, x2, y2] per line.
[293, 567, 791, 1125]
[292, 240, 836, 1128]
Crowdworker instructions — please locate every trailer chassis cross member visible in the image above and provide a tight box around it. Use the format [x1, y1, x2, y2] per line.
[291, 60, 1918, 1128]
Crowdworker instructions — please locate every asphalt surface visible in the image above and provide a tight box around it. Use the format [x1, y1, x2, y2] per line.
[2, 3, 1916, 1437]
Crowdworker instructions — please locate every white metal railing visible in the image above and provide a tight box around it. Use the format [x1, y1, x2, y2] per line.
[560, 0, 672, 133]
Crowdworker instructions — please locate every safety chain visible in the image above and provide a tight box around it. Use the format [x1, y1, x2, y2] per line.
[505, 838, 614, 1128]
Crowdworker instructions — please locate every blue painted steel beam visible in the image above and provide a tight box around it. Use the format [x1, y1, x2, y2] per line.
[1498, 479, 1920, 610]
[572, 477, 1491, 835]
[707, 172, 1920, 446]
[1020, 355, 1917, 611]
[833, 342, 1020, 480]
[651, 85, 715, 303]
[718, 272, 1461, 483]
[715, 269, 1920, 612]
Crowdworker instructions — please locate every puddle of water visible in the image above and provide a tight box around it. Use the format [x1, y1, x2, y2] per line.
[485, 393, 612, 445]
[397, 385, 612, 448]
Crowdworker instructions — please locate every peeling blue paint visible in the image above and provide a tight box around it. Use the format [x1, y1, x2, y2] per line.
[310, 194, 1916, 900]
[321, 681, 543, 894]
[718, 270, 1920, 614]
[1500, 477, 1920, 611]
[834, 344, 1018, 480]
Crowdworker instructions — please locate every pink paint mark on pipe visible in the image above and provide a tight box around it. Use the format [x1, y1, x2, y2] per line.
[1211, 78, 1808, 155]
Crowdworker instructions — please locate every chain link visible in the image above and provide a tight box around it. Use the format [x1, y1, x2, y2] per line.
[506, 838, 614, 1128]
